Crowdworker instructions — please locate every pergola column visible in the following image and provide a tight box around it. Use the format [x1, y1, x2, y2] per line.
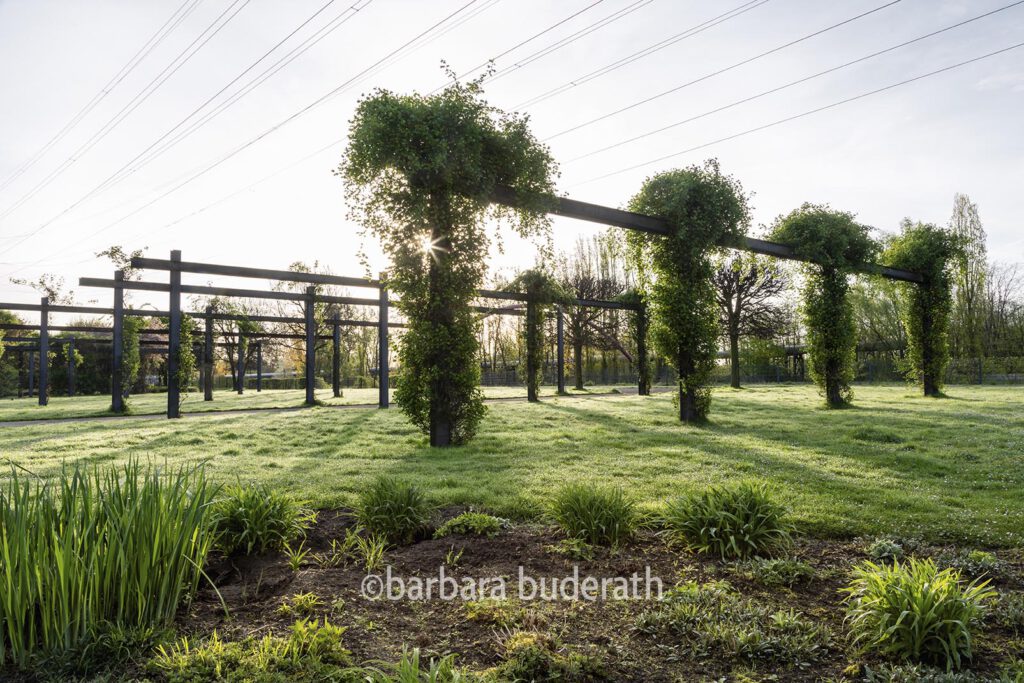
[203, 306, 214, 401]
[378, 273, 389, 409]
[112, 270, 124, 412]
[167, 250, 182, 418]
[332, 313, 341, 398]
[38, 297, 48, 406]
[304, 286, 316, 406]
[556, 305, 565, 395]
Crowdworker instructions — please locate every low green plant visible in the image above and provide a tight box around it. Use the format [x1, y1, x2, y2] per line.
[844, 559, 996, 670]
[497, 630, 605, 681]
[352, 532, 388, 572]
[992, 591, 1024, 635]
[862, 663, 992, 682]
[867, 538, 905, 562]
[284, 541, 311, 571]
[550, 483, 637, 547]
[935, 549, 1002, 578]
[730, 557, 816, 588]
[464, 599, 547, 631]
[434, 512, 506, 538]
[356, 477, 433, 545]
[0, 460, 216, 669]
[661, 483, 793, 559]
[277, 592, 324, 617]
[547, 537, 596, 561]
[362, 646, 468, 682]
[149, 618, 352, 681]
[210, 483, 316, 555]
[636, 581, 830, 667]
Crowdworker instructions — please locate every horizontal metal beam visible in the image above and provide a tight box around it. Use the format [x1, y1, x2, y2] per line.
[132, 257, 381, 290]
[491, 186, 923, 284]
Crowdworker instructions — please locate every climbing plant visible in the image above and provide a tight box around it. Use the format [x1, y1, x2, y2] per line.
[177, 316, 197, 404]
[626, 160, 749, 422]
[769, 204, 877, 407]
[883, 220, 962, 397]
[618, 289, 650, 396]
[340, 72, 557, 446]
[508, 268, 571, 401]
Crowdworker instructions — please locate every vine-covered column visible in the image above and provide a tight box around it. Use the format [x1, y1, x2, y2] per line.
[770, 204, 877, 408]
[340, 73, 556, 446]
[884, 220, 960, 397]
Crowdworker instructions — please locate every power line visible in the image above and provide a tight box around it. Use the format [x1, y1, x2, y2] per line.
[573, 41, 1024, 186]
[47, 0, 373, 220]
[0, 0, 251, 223]
[568, 0, 1024, 162]
[4, 0, 491, 269]
[544, 0, 902, 141]
[513, 0, 772, 110]
[0, 0, 202, 194]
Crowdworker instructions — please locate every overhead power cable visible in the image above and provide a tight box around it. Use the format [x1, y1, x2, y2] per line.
[568, 0, 1024, 162]
[573, 41, 1024, 186]
[544, 0, 902, 141]
[0, 0, 250, 223]
[513, 0, 772, 109]
[0, 0, 201, 195]
[4, 0, 491, 268]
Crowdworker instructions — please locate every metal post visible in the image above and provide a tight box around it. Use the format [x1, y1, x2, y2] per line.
[378, 274, 389, 409]
[556, 305, 565, 394]
[236, 332, 245, 395]
[256, 340, 262, 392]
[67, 338, 75, 396]
[636, 302, 650, 396]
[332, 314, 341, 398]
[305, 286, 316, 406]
[204, 306, 214, 401]
[38, 297, 48, 406]
[167, 250, 182, 418]
[112, 271, 124, 412]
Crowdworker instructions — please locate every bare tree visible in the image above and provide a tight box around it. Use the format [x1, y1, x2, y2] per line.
[713, 254, 789, 388]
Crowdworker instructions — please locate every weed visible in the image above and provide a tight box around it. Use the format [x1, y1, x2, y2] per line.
[434, 512, 507, 538]
[284, 541, 311, 571]
[277, 592, 324, 617]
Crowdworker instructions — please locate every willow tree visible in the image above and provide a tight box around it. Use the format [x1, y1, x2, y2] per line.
[340, 78, 557, 446]
[884, 220, 961, 397]
[627, 160, 749, 422]
[770, 205, 876, 407]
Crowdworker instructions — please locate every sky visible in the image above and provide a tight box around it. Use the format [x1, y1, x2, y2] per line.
[0, 0, 1022, 319]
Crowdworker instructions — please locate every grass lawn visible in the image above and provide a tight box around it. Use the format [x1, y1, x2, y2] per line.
[0, 383, 625, 421]
[0, 383, 1020, 546]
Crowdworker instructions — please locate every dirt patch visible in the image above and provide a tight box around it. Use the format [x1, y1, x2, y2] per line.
[182, 509, 1024, 681]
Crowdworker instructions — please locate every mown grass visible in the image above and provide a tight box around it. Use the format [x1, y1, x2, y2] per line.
[0, 384, 1021, 546]
[0, 384, 622, 421]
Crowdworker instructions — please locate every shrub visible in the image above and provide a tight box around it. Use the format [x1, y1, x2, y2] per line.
[149, 618, 351, 681]
[730, 557, 816, 588]
[498, 631, 605, 681]
[0, 461, 216, 669]
[661, 483, 793, 559]
[867, 538, 905, 562]
[844, 559, 996, 670]
[434, 512, 507, 538]
[550, 484, 637, 547]
[636, 581, 830, 666]
[210, 483, 316, 556]
[356, 477, 433, 545]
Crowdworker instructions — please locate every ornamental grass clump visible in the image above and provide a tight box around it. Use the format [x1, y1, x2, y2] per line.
[210, 483, 316, 556]
[550, 483, 637, 547]
[0, 461, 216, 669]
[844, 558, 995, 671]
[356, 477, 433, 545]
[661, 483, 793, 559]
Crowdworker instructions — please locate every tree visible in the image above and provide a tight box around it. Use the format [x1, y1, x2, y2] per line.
[712, 253, 789, 388]
[341, 73, 557, 446]
[884, 220, 961, 396]
[556, 235, 628, 390]
[626, 160, 749, 422]
[8, 273, 75, 304]
[770, 204, 877, 407]
[949, 194, 986, 366]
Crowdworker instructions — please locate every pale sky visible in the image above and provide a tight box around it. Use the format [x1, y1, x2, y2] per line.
[1, 0, 1022, 318]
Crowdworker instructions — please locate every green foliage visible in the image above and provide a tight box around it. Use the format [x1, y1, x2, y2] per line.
[356, 477, 433, 545]
[497, 631, 605, 682]
[340, 70, 557, 446]
[0, 461, 216, 669]
[277, 592, 324, 617]
[177, 315, 197, 401]
[117, 314, 143, 409]
[844, 559, 995, 670]
[992, 591, 1024, 636]
[507, 268, 571, 401]
[550, 483, 637, 547]
[626, 159, 749, 421]
[636, 581, 830, 666]
[149, 618, 353, 682]
[867, 537, 906, 562]
[363, 647, 468, 683]
[661, 483, 793, 559]
[434, 512, 506, 538]
[770, 204, 877, 407]
[935, 548, 1002, 579]
[862, 663, 996, 682]
[884, 221, 962, 396]
[210, 483, 315, 556]
[730, 557, 816, 588]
